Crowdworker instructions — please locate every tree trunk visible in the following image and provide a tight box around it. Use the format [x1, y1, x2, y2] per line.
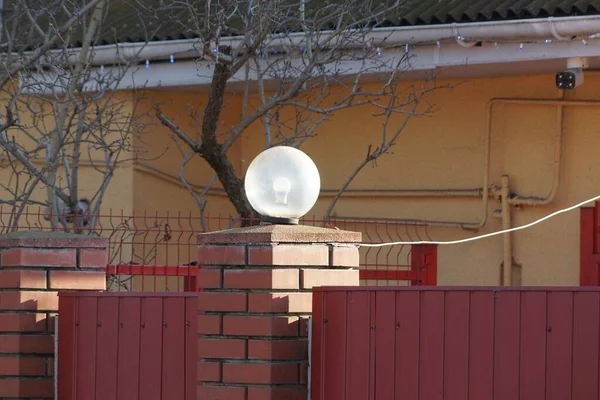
[201, 62, 259, 226]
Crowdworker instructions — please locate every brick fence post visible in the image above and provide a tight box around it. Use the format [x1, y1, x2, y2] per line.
[196, 224, 361, 400]
[0, 231, 107, 399]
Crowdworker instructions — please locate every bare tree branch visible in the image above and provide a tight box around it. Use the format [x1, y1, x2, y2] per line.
[0, 0, 157, 231]
[151, 0, 448, 225]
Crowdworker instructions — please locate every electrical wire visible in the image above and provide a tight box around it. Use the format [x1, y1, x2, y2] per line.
[358, 193, 600, 247]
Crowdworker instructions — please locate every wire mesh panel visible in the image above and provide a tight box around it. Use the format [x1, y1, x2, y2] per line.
[0, 208, 437, 289]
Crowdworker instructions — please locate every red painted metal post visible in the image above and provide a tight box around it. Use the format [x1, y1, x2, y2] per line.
[580, 206, 598, 285]
[410, 244, 437, 286]
[57, 295, 77, 400]
[311, 290, 324, 400]
[423, 244, 438, 286]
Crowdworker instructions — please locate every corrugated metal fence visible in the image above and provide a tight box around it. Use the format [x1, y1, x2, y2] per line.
[57, 292, 197, 400]
[311, 287, 600, 400]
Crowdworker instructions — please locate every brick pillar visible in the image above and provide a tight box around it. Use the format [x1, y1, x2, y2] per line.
[197, 224, 361, 400]
[0, 231, 107, 399]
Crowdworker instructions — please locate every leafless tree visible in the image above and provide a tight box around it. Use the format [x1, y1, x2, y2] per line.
[154, 0, 446, 225]
[0, 0, 161, 232]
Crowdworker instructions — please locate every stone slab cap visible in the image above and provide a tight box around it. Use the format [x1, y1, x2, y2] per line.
[198, 224, 362, 245]
[0, 231, 107, 248]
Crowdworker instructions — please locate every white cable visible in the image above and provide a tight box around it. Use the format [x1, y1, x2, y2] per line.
[359, 193, 600, 247]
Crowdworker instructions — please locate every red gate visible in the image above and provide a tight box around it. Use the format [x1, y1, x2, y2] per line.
[57, 292, 197, 399]
[312, 286, 600, 400]
[580, 202, 600, 285]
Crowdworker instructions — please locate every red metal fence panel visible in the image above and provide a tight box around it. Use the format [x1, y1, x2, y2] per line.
[311, 287, 600, 400]
[57, 292, 197, 400]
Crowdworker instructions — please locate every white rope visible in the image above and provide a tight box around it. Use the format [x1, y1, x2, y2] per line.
[359, 193, 600, 247]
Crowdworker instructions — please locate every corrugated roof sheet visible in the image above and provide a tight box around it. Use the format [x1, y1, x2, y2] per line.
[397, 0, 600, 26]
[6, 0, 600, 46]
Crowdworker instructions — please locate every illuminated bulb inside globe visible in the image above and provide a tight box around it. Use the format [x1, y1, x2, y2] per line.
[273, 177, 292, 205]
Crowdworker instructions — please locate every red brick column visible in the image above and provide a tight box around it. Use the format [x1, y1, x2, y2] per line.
[0, 231, 107, 399]
[197, 224, 361, 400]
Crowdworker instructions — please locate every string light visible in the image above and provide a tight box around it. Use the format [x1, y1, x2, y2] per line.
[130, 36, 600, 65]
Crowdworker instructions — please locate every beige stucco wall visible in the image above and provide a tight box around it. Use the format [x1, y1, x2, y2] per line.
[123, 73, 600, 286]
[0, 91, 136, 224]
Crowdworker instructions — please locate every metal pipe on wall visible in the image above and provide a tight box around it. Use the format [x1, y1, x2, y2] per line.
[135, 163, 485, 198]
[507, 103, 564, 206]
[500, 175, 513, 286]
[336, 97, 600, 230]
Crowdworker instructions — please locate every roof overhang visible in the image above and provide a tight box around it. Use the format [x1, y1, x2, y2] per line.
[19, 15, 600, 94]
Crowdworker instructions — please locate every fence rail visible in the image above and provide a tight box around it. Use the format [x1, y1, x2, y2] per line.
[0, 208, 436, 290]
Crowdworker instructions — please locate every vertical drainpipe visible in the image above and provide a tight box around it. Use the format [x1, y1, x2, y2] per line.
[501, 175, 513, 286]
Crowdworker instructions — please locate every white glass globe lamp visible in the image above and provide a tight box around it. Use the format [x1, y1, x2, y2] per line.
[244, 146, 320, 225]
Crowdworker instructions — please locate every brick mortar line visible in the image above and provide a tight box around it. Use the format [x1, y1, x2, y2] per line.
[0, 376, 53, 380]
[0, 353, 54, 357]
[0, 333, 53, 336]
[0, 398, 53, 400]
[0, 289, 102, 294]
[0, 267, 104, 270]
[0, 246, 103, 249]
[0, 310, 59, 314]
[0, 288, 82, 292]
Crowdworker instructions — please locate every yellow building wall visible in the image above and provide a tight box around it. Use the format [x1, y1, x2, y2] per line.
[132, 72, 600, 287]
[0, 91, 136, 228]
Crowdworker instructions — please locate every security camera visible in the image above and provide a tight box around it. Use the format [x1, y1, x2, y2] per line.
[556, 68, 584, 89]
[556, 57, 588, 90]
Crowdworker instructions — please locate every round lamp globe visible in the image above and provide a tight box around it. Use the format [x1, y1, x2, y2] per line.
[244, 146, 321, 224]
